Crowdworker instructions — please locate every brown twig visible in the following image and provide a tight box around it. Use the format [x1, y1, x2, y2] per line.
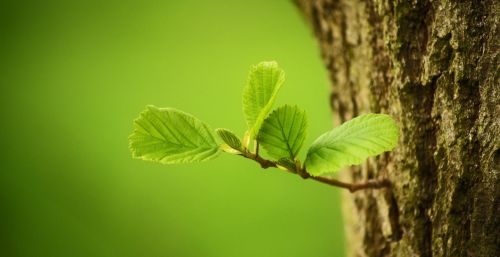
[239, 148, 390, 192]
[310, 176, 391, 192]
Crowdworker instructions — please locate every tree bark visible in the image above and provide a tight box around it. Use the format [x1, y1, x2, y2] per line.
[295, 0, 499, 256]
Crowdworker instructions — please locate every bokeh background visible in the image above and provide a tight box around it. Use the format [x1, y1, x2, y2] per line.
[0, 0, 345, 256]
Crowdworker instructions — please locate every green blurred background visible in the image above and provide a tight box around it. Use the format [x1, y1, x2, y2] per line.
[0, 0, 345, 256]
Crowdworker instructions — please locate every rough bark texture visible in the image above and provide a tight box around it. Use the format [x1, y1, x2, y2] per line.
[295, 0, 499, 256]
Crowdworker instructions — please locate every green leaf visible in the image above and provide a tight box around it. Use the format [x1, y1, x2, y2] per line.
[129, 106, 220, 164]
[216, 128, 242, 151]
[276, 158, 297, 172]
[257, 105, 307, 160]
[242, 61, 285, 138]
[304, 114, 399, 176]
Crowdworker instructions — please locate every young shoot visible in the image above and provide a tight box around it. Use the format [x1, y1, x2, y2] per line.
[129, 61, 399, 192]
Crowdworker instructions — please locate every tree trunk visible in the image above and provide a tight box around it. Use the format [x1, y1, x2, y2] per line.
[295, 0, 499, 256]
